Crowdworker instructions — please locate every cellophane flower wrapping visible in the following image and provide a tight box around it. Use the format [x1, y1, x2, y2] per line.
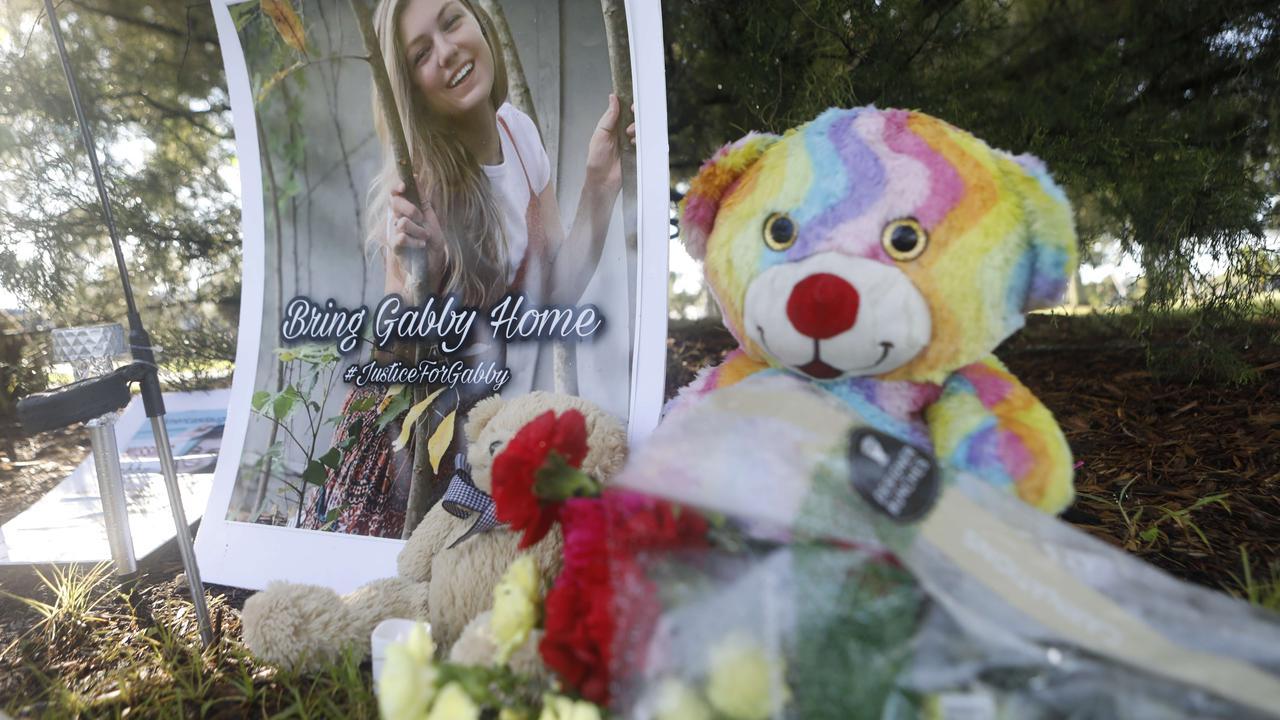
[598, 373, 1280, 719]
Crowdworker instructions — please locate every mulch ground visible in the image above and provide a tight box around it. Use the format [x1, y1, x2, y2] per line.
[0, 425, 90, 527]
[1, 313, 1277, 705]
[667, 314, 1280, 591]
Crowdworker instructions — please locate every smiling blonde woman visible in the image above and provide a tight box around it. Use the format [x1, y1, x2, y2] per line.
[303, 0, 630, 537]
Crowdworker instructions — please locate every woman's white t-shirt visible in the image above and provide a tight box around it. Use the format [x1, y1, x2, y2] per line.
[482, 103, 553, 395]
[483, 103, 551, 284]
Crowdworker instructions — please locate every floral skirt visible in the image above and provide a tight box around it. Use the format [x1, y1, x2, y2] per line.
[300, 385, 412, 538]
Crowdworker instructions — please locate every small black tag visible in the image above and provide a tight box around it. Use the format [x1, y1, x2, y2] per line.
[847, 428, 940, 523]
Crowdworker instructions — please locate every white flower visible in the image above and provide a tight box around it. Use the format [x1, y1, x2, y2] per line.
[537, 693, 603, 720]
[378, 623, 438, 720]
[491, 555, 541, 664]
[404, 621, 437, 664]
[705, 632, 790, 720]
[425, 682, 480, 720]
[652, 677, 712, 720]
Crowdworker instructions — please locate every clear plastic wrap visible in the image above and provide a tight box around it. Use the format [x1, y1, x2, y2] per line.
[609, 373, 1280, 718]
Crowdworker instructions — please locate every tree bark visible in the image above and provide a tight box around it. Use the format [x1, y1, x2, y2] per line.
[476, 0, 540, 134]
[1067, 266, 1084, 308]
[348, 0, 421, 216]
[479, 0, 578, 395]
[252, 120, 286, 521]
[349, 0, 440, 537]
[599, 0, 638, 325]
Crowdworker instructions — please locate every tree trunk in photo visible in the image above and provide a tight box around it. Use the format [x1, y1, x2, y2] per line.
[479, 0, 578, 395]
[348, 1, 420, 213]
[252, 119, 288, 521]
[350, 0, 442, 537]
[477, 0, 540, 133]
[600, 0, 638, 327]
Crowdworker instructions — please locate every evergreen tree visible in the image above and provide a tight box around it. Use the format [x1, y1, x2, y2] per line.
[0, 0, 239, 385]
[665, 0, 1280, 370]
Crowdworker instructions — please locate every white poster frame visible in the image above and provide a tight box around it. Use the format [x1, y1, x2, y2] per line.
[197, 0, 668, 592]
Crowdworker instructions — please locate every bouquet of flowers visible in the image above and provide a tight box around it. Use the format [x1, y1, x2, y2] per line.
[455, 381, 1280, 719]
[593, 375, 1280, 719]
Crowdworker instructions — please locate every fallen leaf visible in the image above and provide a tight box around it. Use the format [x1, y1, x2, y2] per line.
[261, 0, 309, 55]
[427, 406, 456, 473]
[393, 387, 446, 450]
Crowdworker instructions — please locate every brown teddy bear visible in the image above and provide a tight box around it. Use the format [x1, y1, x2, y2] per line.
[240, 391, 628, 673]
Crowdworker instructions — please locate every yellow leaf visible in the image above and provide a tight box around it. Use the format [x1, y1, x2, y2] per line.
[261, 0, 309, 55]
[427, 408, 456, 473]
[378, 384, 407, 413]
[393, 387, 445, 450]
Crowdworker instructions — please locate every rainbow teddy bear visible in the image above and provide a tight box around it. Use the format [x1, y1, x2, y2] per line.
[671, 106, 1079, 514]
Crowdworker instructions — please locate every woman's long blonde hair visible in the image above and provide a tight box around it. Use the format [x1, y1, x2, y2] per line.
[368, 0, 510, 306]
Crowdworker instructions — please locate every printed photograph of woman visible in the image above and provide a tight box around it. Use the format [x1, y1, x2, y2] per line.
[298, 0, 634, 538]
[214, 0, 643, 542]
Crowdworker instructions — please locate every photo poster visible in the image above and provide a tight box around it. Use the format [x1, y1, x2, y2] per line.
[198, 0, 669, 592]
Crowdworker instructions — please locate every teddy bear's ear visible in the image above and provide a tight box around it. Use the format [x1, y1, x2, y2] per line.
[463, 395, 505, 440]
[1009, 153, 1079, 311]
[679, 132, 780, 260]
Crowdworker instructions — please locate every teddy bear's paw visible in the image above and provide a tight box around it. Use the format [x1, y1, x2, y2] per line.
[241, 581, 364, 673]
[343, 577, 431, 639]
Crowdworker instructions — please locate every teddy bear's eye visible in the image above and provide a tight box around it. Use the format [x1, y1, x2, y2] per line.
[488, 440, 502, 456]
[763, 213, 798, 251]
[881, 218, 928, 261]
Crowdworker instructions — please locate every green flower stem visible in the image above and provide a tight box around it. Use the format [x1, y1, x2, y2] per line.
[533, 451, 601, 500]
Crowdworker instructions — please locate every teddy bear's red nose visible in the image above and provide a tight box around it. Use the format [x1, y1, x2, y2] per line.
[786, 273, 860, 340]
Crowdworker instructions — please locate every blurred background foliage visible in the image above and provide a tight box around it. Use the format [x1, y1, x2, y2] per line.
[664, 0, 1280, 380]
[0, 0, 239, 400]
[1, 0, 1279, 417]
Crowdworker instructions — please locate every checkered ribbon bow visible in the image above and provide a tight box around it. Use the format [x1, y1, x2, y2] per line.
[441, 454, 504, 548]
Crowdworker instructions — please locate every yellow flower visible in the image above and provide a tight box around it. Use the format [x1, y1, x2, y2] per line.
[404, 621, 436, 664]
[377, 623, 438, 720]
[426, 682, 480, 720]
[537, 694, 603, 720]
[652, 677, 712, 720]
[499, 709, 532, 720]
[491, 555, 541, 664]
[705, 632, 790, 720]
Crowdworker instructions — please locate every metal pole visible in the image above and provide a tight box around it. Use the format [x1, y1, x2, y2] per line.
[41, 0, 214, 646]
[151, 417, 213, 644]
[41, 0, 137, 319]
[87, 423, 137, 574]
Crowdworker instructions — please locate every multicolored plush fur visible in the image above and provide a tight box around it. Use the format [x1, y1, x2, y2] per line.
[672, 107, 1078, 513]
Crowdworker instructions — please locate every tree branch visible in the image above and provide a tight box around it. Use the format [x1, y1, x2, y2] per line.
[65, 0, 219, 45]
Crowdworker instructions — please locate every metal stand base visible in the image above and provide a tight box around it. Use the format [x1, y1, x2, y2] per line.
[87, 422, 137, 575]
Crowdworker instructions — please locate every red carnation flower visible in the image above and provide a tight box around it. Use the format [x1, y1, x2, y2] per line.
[541, 572, 613, 703]
[605, 490, 711, 551]
[492, 409, 590, 549]
[541, 498, 614, 703]
[540, 492, 710, 704]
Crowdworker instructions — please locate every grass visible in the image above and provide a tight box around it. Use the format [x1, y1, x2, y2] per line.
[0, 563, 119, 656]
[1, 567, 378, 719]
[1022, 301, 1280, 385]
[1079, 478, 1232, 552]
[1230, 547, 1280, 613]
